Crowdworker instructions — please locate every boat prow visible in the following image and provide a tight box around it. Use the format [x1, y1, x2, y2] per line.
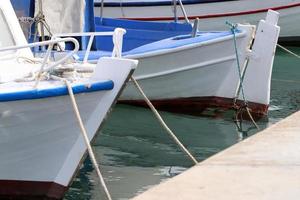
[0, 0, 138, 199]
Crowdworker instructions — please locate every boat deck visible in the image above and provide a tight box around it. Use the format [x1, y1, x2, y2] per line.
[131, 110, 300, 200]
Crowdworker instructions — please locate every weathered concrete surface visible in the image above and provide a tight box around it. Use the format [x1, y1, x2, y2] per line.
[132, 111, 300, 200]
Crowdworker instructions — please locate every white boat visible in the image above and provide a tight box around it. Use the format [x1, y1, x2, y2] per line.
[12, 0, 280, 117]
[82, 11, 279, 117]
[94, 0, 300, 44]
[0, 1, 137, 199]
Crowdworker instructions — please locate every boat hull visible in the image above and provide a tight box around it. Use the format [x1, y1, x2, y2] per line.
[0, 91, 108, 199]
[0, 57, 137, 199]
[118, 13, 280, 116]
[94, 0, 300, 43]
[120, 32, 255, 114]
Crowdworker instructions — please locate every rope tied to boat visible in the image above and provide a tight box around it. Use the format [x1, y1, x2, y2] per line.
[112, 28, 126, 58]
[277, 44, 300, 59]
[0, 41, 110, 198]
[18, 14, 52, 39]
[18, 17, 35, 38]
[18, 0, 56, 49]
[112, 30, 195, 162]
[10, 52, 109, 197]
[48, 75, 112, 200]
[130, 77, 198, 165]
[111, 35, 198, 164]
[226, 21, 259, 130]
[33, 0, 53, 42]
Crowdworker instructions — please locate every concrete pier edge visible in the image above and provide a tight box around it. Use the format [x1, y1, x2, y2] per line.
[132, 111, 300, 200]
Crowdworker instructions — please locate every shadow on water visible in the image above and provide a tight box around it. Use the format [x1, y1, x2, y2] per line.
[65, 159, 94, 200]
[64, 46, 300, 200]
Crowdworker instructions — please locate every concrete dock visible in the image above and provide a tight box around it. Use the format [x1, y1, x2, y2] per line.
[132, 111, 300, 200]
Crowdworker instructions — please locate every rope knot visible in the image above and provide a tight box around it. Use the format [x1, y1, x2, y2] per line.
[112, 28, 126, 58]
[226, 21, 238, 33]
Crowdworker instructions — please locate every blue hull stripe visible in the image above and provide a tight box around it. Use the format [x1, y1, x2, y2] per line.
[0, 81, 114, 102]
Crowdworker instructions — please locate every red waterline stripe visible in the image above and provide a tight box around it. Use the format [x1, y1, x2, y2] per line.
[0, 180, 67, 200]
[118, 96, 269, 118]
[123, 2, 300, 21]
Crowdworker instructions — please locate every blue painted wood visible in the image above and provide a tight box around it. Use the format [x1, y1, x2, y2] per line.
[0, 81, 114, 102]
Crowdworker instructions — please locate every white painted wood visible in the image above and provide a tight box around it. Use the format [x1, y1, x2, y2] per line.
[117, 11, 279, 106]
[0, 57, 137, 187]
[0, 0, 138, 191]
[243, 10, 280, 105]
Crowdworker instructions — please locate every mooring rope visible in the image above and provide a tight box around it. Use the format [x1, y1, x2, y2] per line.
[177, 0, 190, 24]
[64, 80, 112, 200]
[227, 22, 259, 130]
[228, 23, 247, 101]
[19, 0, 66, 52]
[6, 31, 111, 198]
[277, 44, 300, 59]
[18, 17, 35, 38]
[130, 77, 198, 165]
[110, 31, 197, 165]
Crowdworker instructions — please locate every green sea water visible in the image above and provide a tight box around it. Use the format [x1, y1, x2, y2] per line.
[64, 47, 300, 200]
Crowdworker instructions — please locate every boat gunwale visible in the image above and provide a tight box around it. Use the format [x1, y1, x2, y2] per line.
[0, 80, 114, 102]
[85, 31, 246, 62]
[125, 31, 246, 58]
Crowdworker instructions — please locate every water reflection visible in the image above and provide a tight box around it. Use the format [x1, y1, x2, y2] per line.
[65, 105, 266, 200]
[65, 47, 300, 200]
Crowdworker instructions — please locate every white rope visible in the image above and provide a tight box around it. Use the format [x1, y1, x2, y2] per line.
[177, 0, 190, 24]
[65, 80, 112, 200]
[18, 17, 35, 38]
[16, 56, 43, 64]
[110, 28, 197, 164]
[277, 44, 300, 59]
[112, 28, 126, 58]
[130, 77, 198, 165]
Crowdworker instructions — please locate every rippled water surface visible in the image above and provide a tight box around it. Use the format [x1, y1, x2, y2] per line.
[64, 47, 300, 200]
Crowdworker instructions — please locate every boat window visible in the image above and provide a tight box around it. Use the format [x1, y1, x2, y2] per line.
[0, 9, 15, 49]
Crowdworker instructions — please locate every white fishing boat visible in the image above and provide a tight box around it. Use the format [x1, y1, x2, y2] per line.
[85, 11, 280, 117]
[94, 0, 300, 44]
[0, 0, 137, 199]
[12, 0, 280, 117]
